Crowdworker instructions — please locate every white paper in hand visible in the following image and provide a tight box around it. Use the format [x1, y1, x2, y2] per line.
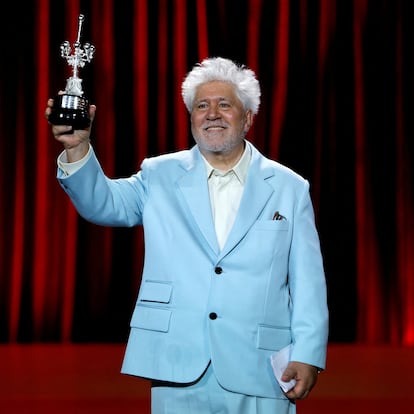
[270, 344, 296, 392]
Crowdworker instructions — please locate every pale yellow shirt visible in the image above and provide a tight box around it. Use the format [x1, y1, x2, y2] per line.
[203, 142, 251, 250]
[57, 145, 92, 176]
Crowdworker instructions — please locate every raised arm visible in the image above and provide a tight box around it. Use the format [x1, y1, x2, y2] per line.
[45, 94, 96, 162]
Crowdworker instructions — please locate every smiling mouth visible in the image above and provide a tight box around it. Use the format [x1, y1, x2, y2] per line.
[204, 125, 226, 131]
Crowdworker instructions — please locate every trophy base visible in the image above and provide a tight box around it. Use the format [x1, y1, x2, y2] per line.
[48, 94, 90, 129]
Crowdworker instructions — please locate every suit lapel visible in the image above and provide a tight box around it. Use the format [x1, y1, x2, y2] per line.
[177, 147, 220, 255]
[176, 143, 275, 258]
[221, 153, 275, 257]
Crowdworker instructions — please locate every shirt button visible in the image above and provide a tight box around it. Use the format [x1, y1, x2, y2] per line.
[214, 267, 223, 274]
[209, 312, 217, 320]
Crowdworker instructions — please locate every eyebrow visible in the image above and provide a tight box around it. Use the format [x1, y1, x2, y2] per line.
[195, 97, 233, 104]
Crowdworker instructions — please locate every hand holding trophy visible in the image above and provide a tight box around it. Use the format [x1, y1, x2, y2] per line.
[48, 14, 95, 129]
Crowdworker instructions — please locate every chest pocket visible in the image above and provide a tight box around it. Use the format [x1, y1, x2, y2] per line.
[252, 219, 289, 231]
[248, 220, 290, 257]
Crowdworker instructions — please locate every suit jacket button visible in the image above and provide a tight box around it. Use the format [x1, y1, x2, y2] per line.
[209, 312, 217, 320]
[214, 266, 223, 274]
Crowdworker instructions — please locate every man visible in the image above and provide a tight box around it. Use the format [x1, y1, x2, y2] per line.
[46, 57, 329, 414]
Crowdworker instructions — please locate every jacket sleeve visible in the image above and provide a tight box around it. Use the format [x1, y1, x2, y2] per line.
[57, 146, 146, 227]
[288, 180, 329, 369]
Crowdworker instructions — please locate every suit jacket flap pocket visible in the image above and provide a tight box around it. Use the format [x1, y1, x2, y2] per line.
[130, 306, 172, 332]
[139, 281, 172, 303]
[257, 325, 291, 351]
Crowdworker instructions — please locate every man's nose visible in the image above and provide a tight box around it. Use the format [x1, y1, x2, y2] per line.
[206, 104, 220, 119]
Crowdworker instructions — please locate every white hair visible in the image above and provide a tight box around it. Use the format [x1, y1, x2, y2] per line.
[181, 57, 261, 115]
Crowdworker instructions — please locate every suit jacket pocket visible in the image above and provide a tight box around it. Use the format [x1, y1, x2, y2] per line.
[253, 220, 289, 231]
[139, 280, 172, 303]
[256, 324, 291, 351]
[130, 306, 172, 332]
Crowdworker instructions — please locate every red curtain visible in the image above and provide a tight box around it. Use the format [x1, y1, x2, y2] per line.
[1, 0, 413, 344]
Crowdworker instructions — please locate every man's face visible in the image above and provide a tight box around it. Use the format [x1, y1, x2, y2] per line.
[190, 81, 252, 156]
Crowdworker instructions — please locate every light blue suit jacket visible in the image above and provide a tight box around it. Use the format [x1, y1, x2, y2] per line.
[58, 140, 328, 399]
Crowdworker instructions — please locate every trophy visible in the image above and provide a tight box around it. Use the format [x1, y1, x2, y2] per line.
[48, 14, 95, 129]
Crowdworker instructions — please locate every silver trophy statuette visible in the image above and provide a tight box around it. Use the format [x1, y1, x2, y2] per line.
[48, 14, 95, 129]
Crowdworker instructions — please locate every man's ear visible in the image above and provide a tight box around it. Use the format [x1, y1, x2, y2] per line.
[244, 109, 253, 132]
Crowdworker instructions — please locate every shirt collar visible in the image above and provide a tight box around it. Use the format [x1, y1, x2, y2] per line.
[203, 141, 251, 184]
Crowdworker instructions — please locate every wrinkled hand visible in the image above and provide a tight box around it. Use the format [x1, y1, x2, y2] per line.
[45, 92, 96, 162]
[282, 361, 319, 401]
